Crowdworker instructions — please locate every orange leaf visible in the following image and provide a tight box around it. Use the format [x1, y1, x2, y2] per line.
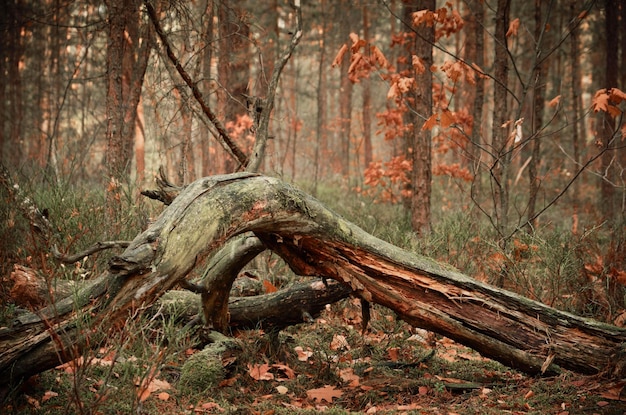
[348, 52, 364, 75]
[592, 88, 609, 112]
[440, 109, 455, 129]
[272, 363, 296, 380]
[422, 113, 438, 131]
[248, 363, 274, 381]
[412, 55, 425, 74]
[506, 18, 520, 37]
[412, 9, 435, 27]
[609, 87, 626, 104]
[306, 385, 343, 403]
[42, 391, 59, 403]
[332, 44, 348, 68]
[294, 346, 313, 362]
[371, 45, 389, 68]
[263, 280, 278, 293]
[548, 95, 561, 107]
[157, 392, 170, 401]
[338, 367, 360, 387]
[349, 32, 360, 47]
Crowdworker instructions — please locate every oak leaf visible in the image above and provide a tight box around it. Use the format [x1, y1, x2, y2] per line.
[306, 385, 343, 403]
[248, 363, 274, 381]
[422, 114, 438, 131]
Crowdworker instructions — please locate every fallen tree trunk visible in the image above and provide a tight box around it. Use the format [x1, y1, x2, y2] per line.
[1, 173, 625, 386]
[158, 279, 351, 331]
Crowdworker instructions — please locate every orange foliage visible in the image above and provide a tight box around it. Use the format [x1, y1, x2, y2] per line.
[332, 32, 391, 83]
[411, 2, 464, 41]
[592, 87, 626, 118]
[432, 163, 473, 181]
[376, 107, 409, 141]
[225, 114, 255, 152]
[360, 157, 412, 203]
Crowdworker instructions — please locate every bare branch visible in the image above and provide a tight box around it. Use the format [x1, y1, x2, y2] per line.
[144, 0, 248, 168]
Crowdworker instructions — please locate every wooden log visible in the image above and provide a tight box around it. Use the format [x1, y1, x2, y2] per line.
[1, 173, 625, 386]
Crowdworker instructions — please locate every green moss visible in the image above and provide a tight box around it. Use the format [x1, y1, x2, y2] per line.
[178, 348, 225, 395]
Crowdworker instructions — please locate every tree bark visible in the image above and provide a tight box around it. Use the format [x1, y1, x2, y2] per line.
[1, 173, 626, 387]
[491, 0, 511, 240]
[408, 0, 434, 236]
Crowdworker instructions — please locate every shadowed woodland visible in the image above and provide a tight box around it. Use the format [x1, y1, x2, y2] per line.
[2, 0, 626, 413]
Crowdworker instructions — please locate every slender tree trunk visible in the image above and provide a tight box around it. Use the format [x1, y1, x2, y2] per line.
[526, 0, 545, 232]
[8, 0, 24, 166]
[570, 0, 582, 229]
[599, 0, 618, 221]
[105, 0, 128, 182]
[105, 0, 151, 223]
[337, 6, 354, 178]
[314, 0, 328, 196]
[468, 1, 485, 208]
[362, 1, 373, 169]
[491, 0, 511, 240]
[409, 0, 434, 235]
[200, 0, 214, 176]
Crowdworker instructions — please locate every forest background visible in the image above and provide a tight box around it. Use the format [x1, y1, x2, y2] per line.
[3, 0, 626, 331]
[1, 0, 626, 412]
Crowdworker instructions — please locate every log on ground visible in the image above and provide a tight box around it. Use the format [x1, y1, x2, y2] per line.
[1, 173, 625, 386]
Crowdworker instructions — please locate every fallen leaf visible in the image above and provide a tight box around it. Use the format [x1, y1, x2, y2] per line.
[137, 376, 172, 402]
[306, 385, 343, 403]
[330, 334, 350, 350]
[248, 363, 274, 381]
[194, 402, 225, 412]
[41, 391, 58, 403]
[272, 363, 296, 380]
[157, 392, 170, 401]
[294, 346, 313, 362]
[338, 367, 360, 387]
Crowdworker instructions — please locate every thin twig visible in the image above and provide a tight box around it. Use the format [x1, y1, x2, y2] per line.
[52, 241, 131, 264]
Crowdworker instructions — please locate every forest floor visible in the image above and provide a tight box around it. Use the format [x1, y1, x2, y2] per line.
[3, 298, 626, 415]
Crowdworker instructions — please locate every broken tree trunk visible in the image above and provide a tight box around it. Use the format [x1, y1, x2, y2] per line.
[1, 173, 625, 386]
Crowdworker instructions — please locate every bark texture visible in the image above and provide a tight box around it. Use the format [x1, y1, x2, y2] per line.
[1, 173, 625, 386]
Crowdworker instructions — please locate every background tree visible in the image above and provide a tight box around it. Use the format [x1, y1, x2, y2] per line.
[104, 0, 152, 223]
[407, 0, 434, 235]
